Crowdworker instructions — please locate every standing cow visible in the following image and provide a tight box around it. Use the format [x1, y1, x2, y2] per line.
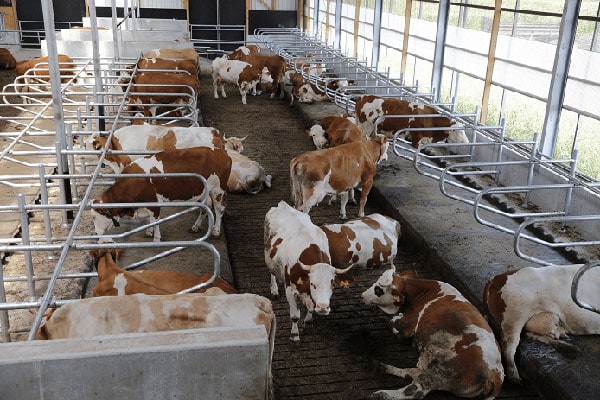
[290, 135, 389, 219]
[91, 147, 231, 241]
[264, 201, 354, 341]
[362, 268, 504, 399]
[212, 55, 273, 105]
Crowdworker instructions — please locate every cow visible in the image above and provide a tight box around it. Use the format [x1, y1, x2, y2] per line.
[137, 57, 199, 76]
[483, 264, 600, 382]
[211, 55, 273, 105]
[240, 54, 287, 99]
[264, 200, 354, 341]
[307, 115, 363, 149]
[143, 47, 199, 68]
[226, 149, 272, 194]
[91, 146, 231, 241]
[226, 44, 261, 60]
[354, 95, 469, 147]
[0, 48, 16, 70]
[290, 135, 389, 219]
[35, 292, 275, 341]
[362, 268, 504, 400]
[319, 213, 400, 269]
[290, 78, 349, 105]
[90, 248, 237, 296]
[15, 54, 75, 87]
[88, 124, 231, 174]
[126, 71, 199, 118]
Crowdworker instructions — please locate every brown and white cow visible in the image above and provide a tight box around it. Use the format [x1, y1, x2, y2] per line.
[240, 54, 287, 99]
[320, 213, 400, 269]
[126, 71, 199, 117]
[15, 54, 75, 87]
[0, 48, 16, 70]
[290, 135, 389, 219]
[143, 47, 199, 67]
[226, 149, 272, 194]
[307, 115, 363, 149]
[226, 44, 261, 61]
[137, 57, 199, 76]
[89, 124, 231, 174]
[362, 268, 504, 399]
[483, 264, 600, 382]
[290, 78, 349, 105]
[90, 249, 237, 296]
[354, 95, 468, 147]
[91, 146, 231, 241]
[264, 201, 354, 341]
[212, 55, 273, 105]
[35, 292, 274, 341]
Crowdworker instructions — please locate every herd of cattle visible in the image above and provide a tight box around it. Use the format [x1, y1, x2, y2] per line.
[2, 44, 599, 399]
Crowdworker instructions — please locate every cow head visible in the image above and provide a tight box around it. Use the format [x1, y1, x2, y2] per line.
[223, 135, 246, 153]
[361, 268, 416, 314]
[90, 200, 125, 243]
[306, 124, 328, 149]
[446, 122, 469, 144]
[291, 263, 355, 315]
[373, 134, 389, 164]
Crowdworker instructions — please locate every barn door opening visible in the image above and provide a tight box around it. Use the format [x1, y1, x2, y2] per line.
[189, 0, 245, 54]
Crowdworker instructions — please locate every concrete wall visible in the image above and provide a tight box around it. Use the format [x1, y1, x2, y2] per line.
[0, 326, 271, 400]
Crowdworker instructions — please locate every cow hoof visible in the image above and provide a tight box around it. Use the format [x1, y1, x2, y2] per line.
[289, 335, 301, 343]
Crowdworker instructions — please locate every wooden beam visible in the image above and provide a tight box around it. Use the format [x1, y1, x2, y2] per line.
[481, 0, 502, 124]
[353, 0, 361, 57]
[400, 0, 412, 77]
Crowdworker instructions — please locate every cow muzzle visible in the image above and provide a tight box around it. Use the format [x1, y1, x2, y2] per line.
[315, 303, 331, 315]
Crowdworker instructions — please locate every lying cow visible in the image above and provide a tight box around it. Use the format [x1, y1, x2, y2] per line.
[136, 57, 198, 76]
[290, 78, 349, 105]
[126, 71, 199, 118]
[290, 135, 389, 219]
[212, 55, 273, 105]
[90, 249, 237, 296]
[143, 47, 199, 68]
[320, 213, 400, 269]
[88, 124, 234, 174]
[355, 95, 468, 147]
[91, 146, 231, 241]
[226, 149, 272, 194]
[307, 115, 363, 149]
[15, 54, 75, 87]
[362, 268, 504, 399]
[0, 48, 16, 70]
[264, 200, 354, 341]
[483, 264, 600, 382]
[35, 292, 274, 341]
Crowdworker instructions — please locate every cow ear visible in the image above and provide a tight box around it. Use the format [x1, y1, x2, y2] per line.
[398, 269, 417, 279]
[391, 289, 404, 304]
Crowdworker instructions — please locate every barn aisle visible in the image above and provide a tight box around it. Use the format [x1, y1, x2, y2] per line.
[197, 64, 539, 400]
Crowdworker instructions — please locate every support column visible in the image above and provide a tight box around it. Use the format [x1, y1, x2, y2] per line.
[431, 0, 449, 102]
[539, 0, 581, 158]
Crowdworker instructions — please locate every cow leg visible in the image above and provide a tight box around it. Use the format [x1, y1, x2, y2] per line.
[339, 191, 349, 219]
[502, 320, 528, 382]
[212, 77, 220, 99]
[285, 286, 302, 342]
[206, 176, 226, 238]
[372, 382, 430, 400]
[381, 365, 420, 381]
[269, 274, 279, 298]
[359, 180, 373, 217]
